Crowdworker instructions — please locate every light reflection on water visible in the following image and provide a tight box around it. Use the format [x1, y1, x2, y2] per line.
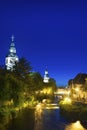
[7, 105, 87, 130]
[65, 121, 86, 130]
[34, 104, 86, 130]
[34, 103, 43, 130]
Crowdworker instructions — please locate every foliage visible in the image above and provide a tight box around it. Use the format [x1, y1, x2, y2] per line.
[14, 57, 32, 78]
[29, 72, 43, 91]
[43, 78, 57, 94]
[0, 58, 57, 116]
[0, 58, 55, 107]
[0, 57, 58, 129]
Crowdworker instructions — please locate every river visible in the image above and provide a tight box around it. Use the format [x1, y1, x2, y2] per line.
[7, 104, 87, 130]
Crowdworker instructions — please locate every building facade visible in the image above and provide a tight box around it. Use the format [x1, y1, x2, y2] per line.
[5, 35, 19, 71]
[43, 68, 50, 83]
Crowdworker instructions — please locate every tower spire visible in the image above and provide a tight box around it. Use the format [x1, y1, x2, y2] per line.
[11, 35, 14, 42]
[5, 35, 19, 71]
[46, 66, 47, 69]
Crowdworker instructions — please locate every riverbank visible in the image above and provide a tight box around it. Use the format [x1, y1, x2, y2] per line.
[0, 99, 52, 130]
[7, 105, 87, 130]
[59, 100, 87, 129]
[59, 101, 87, 122]
[0, 101, 38, 130]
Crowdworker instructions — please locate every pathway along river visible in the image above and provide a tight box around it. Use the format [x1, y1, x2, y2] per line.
[7, 103, 87, 130]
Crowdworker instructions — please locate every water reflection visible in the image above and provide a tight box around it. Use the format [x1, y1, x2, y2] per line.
[34, 103, 43, 130]
[7, 106, 87, 130]
[34, 103, 86, 130]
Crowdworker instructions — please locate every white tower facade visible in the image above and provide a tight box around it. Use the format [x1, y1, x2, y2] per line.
[43, 68, 50, 83]
[5, 35, 19, 71]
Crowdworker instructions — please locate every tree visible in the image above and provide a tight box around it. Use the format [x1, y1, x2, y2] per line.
[29, 72, 43, 91]
[41, 78, 57, 101]
[0, 67, 12, 103]
[43, 78, 57, 91]
[14, 57, 32, 78]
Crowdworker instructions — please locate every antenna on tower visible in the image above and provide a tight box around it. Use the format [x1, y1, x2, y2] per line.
[11, 35, 14, 42]
[46, 66, 48, 71]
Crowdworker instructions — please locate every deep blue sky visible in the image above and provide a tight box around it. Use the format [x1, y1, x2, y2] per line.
[0, 0, 87, 86]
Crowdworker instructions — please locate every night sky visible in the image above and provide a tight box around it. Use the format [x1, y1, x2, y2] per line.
[0, 0, 87, 86]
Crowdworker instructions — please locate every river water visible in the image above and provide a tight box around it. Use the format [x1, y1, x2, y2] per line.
[7, 106, 87, 130]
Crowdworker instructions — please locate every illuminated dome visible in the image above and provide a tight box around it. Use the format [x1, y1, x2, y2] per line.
[5, 35, 19, 71]
[9, 42, 16, 53]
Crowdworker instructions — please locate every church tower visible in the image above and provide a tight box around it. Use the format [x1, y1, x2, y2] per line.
[43, 67, 50, 83]
[5, 35, 19, 71]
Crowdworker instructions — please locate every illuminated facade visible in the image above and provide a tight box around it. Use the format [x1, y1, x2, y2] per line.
[43, 68, 50, 83]
[5, 35, 19, 71]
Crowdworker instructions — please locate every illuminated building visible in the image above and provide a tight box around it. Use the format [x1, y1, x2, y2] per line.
[5, 35, 19, 71]
[43, 68, 50, 83]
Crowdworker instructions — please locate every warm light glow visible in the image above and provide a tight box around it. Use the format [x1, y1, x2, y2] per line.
[35, 103, 43, 130]
[45, 106, 59, 109]
[56, 89, 68, 95]
[23, 102, 28, 108]
[42, 99, 46, 103]
[36, 103, 42, 111]
[65, 121, 85, 130]
[45, 103, 59, 109]
[75, 87, 79, 92]
[74, 121, 84, 129]
[67, 90, 70, 96]
[62, 97, 72, 104]
[40, 87, 52, 95]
